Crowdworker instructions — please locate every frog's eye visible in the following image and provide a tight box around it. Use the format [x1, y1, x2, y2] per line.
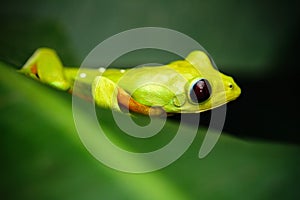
[189, 79, 211, 103]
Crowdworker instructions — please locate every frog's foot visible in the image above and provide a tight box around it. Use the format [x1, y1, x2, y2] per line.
[92, 76, 165, 116]
[19, 48, 70, 91]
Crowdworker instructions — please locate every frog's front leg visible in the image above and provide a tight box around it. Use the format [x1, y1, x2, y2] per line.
[19, 48, 71, 91]
[92, 76, 165, 116]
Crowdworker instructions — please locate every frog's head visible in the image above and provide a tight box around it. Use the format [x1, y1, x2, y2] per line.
[182, 72, 241, 113]
[167, 51, 241, 113]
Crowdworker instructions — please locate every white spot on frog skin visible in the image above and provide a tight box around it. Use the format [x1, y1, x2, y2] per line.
[80, 73, 86, 78]
[120, 69, 125, 73]
[98, 67, 106, 73]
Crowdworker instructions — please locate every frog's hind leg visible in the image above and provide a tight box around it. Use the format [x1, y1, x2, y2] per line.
[19, 48, 70, 91]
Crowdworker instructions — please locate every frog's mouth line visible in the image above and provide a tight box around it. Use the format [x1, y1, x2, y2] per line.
[176, 89, 241, 114]
[214, 91, 241, 105]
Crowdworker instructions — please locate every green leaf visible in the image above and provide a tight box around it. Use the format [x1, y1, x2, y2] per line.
[1, 62, 300, 200]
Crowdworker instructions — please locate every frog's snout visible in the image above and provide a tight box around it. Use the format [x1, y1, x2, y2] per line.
[227, 78, 241, 99]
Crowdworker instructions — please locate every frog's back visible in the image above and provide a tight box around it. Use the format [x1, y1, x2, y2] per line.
[102, 68, 129, 83]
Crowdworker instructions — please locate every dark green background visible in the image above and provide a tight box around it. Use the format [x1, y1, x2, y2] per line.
[1, 0, 300, 199]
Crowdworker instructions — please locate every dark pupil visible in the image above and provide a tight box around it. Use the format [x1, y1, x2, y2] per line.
[190, 79, 211, 103]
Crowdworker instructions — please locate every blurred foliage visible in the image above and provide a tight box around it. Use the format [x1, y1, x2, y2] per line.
[1, 62, 300, 199]
[0, 0, 300, 199]
[1, 0, 299, 74]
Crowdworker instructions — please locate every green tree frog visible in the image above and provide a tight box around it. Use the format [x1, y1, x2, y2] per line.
[19, 48, 241, 115]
